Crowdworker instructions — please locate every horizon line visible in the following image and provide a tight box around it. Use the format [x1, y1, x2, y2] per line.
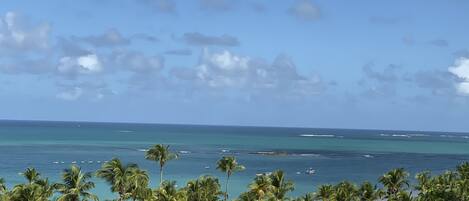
[0, 118, 467, 134]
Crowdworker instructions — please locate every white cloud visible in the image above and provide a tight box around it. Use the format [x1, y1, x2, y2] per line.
[57, 54, 102, 77]
[174, 49, 325, 97]
[449, 57, 469, 80]
[448, 57, 469, 95]
[0, 11, 50, 52]
[56, 87, 83, 101]
[196, 49, 251, 87]
[203, 49, 249, 70]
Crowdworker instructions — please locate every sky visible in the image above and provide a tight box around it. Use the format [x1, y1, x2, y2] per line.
[1, 0, 469, 131]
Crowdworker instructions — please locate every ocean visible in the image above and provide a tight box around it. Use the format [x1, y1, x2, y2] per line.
[1, 120, 469, 199]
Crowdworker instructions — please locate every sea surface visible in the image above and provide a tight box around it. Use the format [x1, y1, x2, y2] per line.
[1, 120, 469, 199]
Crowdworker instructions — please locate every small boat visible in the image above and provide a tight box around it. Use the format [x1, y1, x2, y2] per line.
[305, 168, 316, 175]
[204, 166, 210, 169]
[256, 172, 272, 177]
[363, 154, 374, 158]
[296, 171, 301, 175]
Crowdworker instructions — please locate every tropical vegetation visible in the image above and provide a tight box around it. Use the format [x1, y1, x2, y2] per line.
[1, 144, 469, 200]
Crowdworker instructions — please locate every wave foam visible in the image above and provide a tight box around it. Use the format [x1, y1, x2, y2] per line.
[300, 134, 335, 138]
[118, 130, 134, 133]
[391, 134, 411, 138]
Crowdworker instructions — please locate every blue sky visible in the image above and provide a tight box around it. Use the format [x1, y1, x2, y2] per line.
[1, 0, 469, 131]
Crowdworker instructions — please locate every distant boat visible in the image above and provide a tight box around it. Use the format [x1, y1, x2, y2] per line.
[305, 168, 316, 175]
[256, 172, 272, 177]
[204, 166, 210, 169]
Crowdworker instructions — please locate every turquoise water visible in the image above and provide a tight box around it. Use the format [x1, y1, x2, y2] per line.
[1, 120, 469, 199]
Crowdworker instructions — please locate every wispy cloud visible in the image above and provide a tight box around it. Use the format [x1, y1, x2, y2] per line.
[288, 0, 321, 22]
[198, 0, 234, 12]
[139, 0, 177, 14]
[182, 32, 240, 47]
[164, 48, 192, 56]
[428, 39, 449, 48]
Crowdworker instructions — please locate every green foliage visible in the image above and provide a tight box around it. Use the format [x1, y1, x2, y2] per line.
[8, 168, 55, 201]
[152, 180, 186, 201]
[249, 174, 273, 200]
[0, 178, 6, 193]
[269, 170, 295, 201]
[379, 168, 409, 199]
[357, 181, 383, 201]
[185, 175, 223, 201]
[55, 165, 98, 201]
[96, 158, 151, 201]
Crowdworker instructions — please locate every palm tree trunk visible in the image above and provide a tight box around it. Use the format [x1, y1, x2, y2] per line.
[160, 165, 164, 187]
[224, 174, 230, 201]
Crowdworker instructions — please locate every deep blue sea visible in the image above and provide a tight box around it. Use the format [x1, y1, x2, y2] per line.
[1, 120, 469, 199]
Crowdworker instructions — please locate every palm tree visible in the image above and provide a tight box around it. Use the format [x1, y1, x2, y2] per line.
[21, 168, 41, 184]
[457, 162, 469, 180]
[10, 183, 49, 201]
[127, 167, 152, 201]
[153, 180, 185, 201]
[55, 165, 98, 201]
[0, 178, 7, 201]
[185, 175, 223, 201]
[145, 144, 178, 187]
[379, 168, 409, 199]
[269, 170, 294, 200]
[0, 178, 6, 193]
[389, 191, 413, 201]
[415, 171, 459, 201]
[217, 156, 245, 201]
[357, 181, 382, 201]
[334, 181, 358, 201]
[236, 191, 257, 201]
[9, 168, 55, 201]
[96, 158, 139, 200]
[293, 193, 314, 201]
[316, 184, 335, 201]
[249, 175, 273, 201]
